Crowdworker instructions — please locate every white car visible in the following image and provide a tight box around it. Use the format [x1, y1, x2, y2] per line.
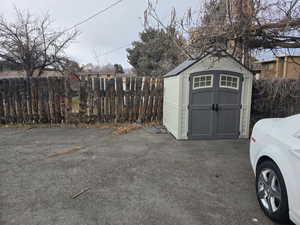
[250, 114, 300, 224]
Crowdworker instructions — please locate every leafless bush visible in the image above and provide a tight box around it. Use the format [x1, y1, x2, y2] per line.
[251, 78, 300, 126]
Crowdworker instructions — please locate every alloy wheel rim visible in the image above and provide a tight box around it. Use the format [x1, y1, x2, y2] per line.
[257, 168, 282, 213]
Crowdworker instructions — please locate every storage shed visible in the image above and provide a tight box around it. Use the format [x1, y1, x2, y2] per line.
[163, 51, 253, 140]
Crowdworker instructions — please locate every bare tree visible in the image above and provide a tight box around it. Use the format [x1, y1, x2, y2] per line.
[145, 0, 300, 67]
[0, 8, 78, 77]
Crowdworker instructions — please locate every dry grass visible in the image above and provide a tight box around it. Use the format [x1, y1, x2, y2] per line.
[96, 121, 161, 136]
[0, 122, 162, 136]
[112, 123, 143, 136]
[0, 124, 65, 129]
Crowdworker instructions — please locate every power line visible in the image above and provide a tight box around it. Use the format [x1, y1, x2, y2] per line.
[96, 13, 172, 57]
[65, 0, 124, 32]
[99, 43, 131, 56]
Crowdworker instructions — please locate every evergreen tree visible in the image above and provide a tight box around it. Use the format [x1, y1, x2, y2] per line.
[127, 27, 185, 76]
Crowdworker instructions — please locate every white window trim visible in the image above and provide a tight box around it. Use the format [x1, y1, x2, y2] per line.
[192, 75, 213, 90]
[219, 74, 240, 90]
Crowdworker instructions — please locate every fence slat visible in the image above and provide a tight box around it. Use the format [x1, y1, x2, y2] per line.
[65, 77, 72, 124]
[27, 78, 33, 123]
[147, 78, 155, 122]
[87, 77, 92, 121]
[79, 76, 87, 123]
[125, 77, 130, 122]
[10, 79, 18, 123]
[141, 77, 150, 122]
[45, 78, 51, 123]
[32, 78, 39, 122]
[115, 77, 122, 123]
[61, 77, 66, 122]
[15, 79, 23, 123]
[48, 77, 55, 123]
[94, 78, 101, 123]
[22, 78, 29, 123]
[101, 78, 106, 122]
[3, 79, 10, 123]
[106, 78, 113, 122]
[0, 79, 4, 124]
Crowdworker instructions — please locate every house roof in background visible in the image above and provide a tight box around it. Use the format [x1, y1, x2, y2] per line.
[256, 54, 300, 64]
[277, 54, 300, 58]
[255, 59, 276, 64]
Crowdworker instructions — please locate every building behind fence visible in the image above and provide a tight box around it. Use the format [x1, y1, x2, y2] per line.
[0, 76, 163, 125]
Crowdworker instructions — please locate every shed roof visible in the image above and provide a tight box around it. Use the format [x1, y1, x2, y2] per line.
[164, 59, 198, 77]
[164, 51, 253, 78]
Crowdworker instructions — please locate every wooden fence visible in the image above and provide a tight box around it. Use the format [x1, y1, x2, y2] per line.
[0, 76, 164, 125]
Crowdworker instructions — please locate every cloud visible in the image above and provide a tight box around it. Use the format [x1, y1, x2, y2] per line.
[1, 0, 199, 68]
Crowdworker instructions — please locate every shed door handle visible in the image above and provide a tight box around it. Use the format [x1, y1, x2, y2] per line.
[215, 104, 219, 112]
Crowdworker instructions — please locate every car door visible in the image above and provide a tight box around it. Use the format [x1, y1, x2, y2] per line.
[279, 117, 300, 223]
[289, 132, 300, 222]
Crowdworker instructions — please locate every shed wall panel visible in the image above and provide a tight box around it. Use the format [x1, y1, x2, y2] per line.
[163, 76, 180, 138]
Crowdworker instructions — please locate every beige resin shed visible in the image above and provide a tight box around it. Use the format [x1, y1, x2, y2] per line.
[163, 51, 253, 140]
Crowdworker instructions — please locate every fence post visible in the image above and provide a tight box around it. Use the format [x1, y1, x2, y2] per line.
[79, 76, 88, 123]
[10, 79, 18, 123]
[65, 77, 72, 124]
[94, 78, 101, 123]
[0, 79, 4, 124]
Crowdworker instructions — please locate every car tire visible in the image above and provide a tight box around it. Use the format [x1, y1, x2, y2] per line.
[256, 160, 289, 224]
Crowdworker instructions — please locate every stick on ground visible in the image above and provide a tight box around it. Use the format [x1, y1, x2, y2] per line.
[71, 188, 89, 199]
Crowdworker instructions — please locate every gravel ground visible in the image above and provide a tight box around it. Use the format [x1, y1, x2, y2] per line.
[0, 128, 285, 225]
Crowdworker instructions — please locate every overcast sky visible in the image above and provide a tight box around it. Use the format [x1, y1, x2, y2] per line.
[1, 0, 200, 68]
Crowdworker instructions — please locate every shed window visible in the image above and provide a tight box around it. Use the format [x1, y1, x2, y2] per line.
[193, 75, 213, 89]
[219, 75, 239, 89]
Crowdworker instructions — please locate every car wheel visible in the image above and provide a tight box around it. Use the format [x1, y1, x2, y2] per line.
[256, 160, 289, 223]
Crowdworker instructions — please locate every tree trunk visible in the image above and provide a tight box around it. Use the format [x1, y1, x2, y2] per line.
[37, 68, 44, 77]
[25, 69, 34, 77]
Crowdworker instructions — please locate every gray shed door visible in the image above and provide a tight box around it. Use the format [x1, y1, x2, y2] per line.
[188, 71, 242, 139]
